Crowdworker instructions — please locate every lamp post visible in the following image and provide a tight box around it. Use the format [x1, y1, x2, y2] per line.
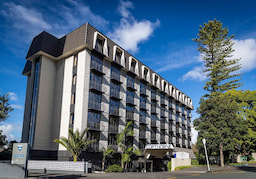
[202, 139, 210, 172]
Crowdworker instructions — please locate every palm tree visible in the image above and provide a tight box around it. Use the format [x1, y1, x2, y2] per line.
[101, 145, 114, 171]
[117, 121, 142, 170]
[54, 128, 94, 162]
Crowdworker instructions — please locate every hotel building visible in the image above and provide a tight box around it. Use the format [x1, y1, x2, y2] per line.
[21, 23, 194, 164]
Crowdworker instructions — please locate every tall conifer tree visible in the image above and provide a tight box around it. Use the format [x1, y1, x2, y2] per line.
[193, 19, 243, 167]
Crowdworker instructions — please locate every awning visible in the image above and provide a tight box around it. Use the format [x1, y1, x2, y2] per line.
[145, 144, 174, 158]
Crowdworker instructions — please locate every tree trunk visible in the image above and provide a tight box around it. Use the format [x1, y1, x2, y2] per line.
[73, 155, 77, 162]
[219, 142, 224, 167]
[102, 156, 105, 171]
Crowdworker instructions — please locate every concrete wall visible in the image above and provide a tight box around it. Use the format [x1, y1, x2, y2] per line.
[171, 158, 191, 171]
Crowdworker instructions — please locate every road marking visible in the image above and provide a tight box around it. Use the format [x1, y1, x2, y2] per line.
[166, 177, 176, 179]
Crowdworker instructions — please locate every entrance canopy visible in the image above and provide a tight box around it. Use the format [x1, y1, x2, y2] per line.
[145, 144, 174, 158]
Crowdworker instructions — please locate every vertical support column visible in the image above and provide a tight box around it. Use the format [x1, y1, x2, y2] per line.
[156, 90, 160, 144]
[145, 85, 151, 145]
[100, 60, 111, 150]
[165, 97, 169, 144]
[119, 70, 127, 152]
[133, 78, 140, 149]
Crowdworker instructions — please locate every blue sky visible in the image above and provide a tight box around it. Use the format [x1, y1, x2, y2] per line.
[0, 0, 256, 143]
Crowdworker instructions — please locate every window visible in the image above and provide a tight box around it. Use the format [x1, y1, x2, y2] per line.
[143, 68, 148, 81]
[91, 54, 103, 72]
[89, 73, 102, 91]
[71, 93, 76, 104]
[110, 82, 120, 98]
[140, 96, 147, 109]
[111, 65, 120, 82]
[88, 92, 101, 111]
[115, 50, 122, 64]
[88, 111, 100, 130]
[139, 110, 146, 124]
[127, 75, 134, 89]
[72, 74, 77, 85]
[151, 101, 157, 113]
[140, 83, 147, 95]
[131, 59, 136, 73]
[126, 90, 134, 105]
[87, 131, 100, 151]
[109, 99, 119, 116]
[109, 116, 119, 133]
[126, 105, 134, 120]
[69, 113, 74, 129]
[73, 54, 78, 66]
[151, 88, 156, 100]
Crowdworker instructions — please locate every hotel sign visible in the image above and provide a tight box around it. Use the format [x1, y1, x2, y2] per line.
[11, 143, 28, 165]
[145, 144, 174, 150]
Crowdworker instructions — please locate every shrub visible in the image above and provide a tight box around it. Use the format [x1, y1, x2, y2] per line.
[191, 159, 199, 165]
[105, 164, 123, 172]
[167, 161, 172, 172]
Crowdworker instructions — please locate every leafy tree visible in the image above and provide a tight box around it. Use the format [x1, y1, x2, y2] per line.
[101, 145, 114, 171]
[117, 121, 141, 170]
[0, 93, 14, 122]
[194, 92, 247, 166]
[228, 90, 256, 154]
[0, 130, 7, 147]
[193, 19, 243, 167]
[54, 128, 94, 161]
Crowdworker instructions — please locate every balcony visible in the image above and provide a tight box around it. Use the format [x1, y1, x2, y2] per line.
[111, 74, 122, 84]
[126, 97, 135, 106]
[169, 125, 176, 132]
[169, 113, 175, 121]
[89, 82, 102, 93]
[160, 110, 166, 117]
[140, 86, 147, 96]
[160, 120, 165, 129]
[151, 119, 156, 127]
[139, 117, 146, 124]
[126, 111, 134, 121]
[127, 80, 136, 91]
[110, 90, 120, 100]
[151, 107, 157, 114]
[160, 135, 165, 143]
[109, 125, 118, 134]
[109, 108, 119, 116]
[87, 143, 99, 152]
[169, 102, 175, 109]
[151, 93, 157, 101]
[160, 98, 166, 106]
[140, 101, 147, 110]
[88, 101, 101, 112]
[109, 145, 118, 152]
[139, 131, 146, 139]
[87, 121, 100, 131]
[151, 133, 156, 141]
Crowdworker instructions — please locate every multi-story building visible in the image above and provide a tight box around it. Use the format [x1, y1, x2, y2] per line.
[21, 23, 194, 167]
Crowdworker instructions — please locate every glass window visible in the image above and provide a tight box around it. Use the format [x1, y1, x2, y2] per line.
[88, 92, 101, 110]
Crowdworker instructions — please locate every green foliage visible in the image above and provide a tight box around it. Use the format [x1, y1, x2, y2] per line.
[0, 131, 7, 147]
[116, 121, 141, 170]
[0, 93, 14, 122]
[191, 159, 199, 165]
[194, 92, 247, 166]
[167, 161, 172, 171]
[54, 128, 94, 161]
[105, 164, 123, 172]
[193, 19, 243, 167]
[227, 90, 256, 153]
[193, 19, 242, 94]
[101, 145, 114, 170]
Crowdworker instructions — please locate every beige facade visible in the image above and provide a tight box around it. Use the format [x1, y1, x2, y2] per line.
[22, 23, 194, 161]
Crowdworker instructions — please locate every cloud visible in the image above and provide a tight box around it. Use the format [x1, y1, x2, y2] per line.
[179, 66, 207, 82]
[11, 105, 24, 110]
[191, 125, 198, 144]
[0, 123, 22, 142]
[155, 49, 201, 73]
[8, 92, 18, 101]
[108, 1, 160, 53]
[233, 39, 256, 72]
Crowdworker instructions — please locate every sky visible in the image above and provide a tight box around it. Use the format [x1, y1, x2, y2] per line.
[0, 0, 256, 144]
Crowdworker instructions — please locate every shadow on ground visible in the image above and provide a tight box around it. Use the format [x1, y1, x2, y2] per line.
[28, 173, 86, 179]
[237, 166, 256, 172]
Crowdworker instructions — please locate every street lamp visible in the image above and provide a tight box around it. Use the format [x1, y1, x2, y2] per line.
[202, 139, 211, 172]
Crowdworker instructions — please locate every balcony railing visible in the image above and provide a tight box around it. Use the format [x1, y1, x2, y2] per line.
[151, 119, 156, 127]
[151, 133, 156, 141]
[90, 58, 103, 73]
[109, 125, 118, 134]
[87, 121, 100, 131]
[87, 143, 99, 152]
[89, 82, 102, 92]
[126, 96, 134, 105]
[109, 144, 118, 152]
[88, 101, 101, 111]
[126, 111, 134, 121]
[140, 86, 147, 96]
[140, 101, 147, 110]
[109, 108, 119, 116]
[160, 135, 165, 143]
[151, 107, 156, 114]
[110, 89, 119, 99]
[160, 98, 166, 105]
[151, 93, 157, 101]
[160, 110, 165, 117]
[139, 116, 146, 124]
[160, 120, 165, 129]
[139, 131, 146, 139]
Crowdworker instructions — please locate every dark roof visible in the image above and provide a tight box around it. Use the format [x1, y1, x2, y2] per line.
[26, 31, 65, 59]
[22, 60, 32, 76]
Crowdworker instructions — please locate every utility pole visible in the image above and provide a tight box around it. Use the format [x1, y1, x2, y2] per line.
[202, 139, 211, 172]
